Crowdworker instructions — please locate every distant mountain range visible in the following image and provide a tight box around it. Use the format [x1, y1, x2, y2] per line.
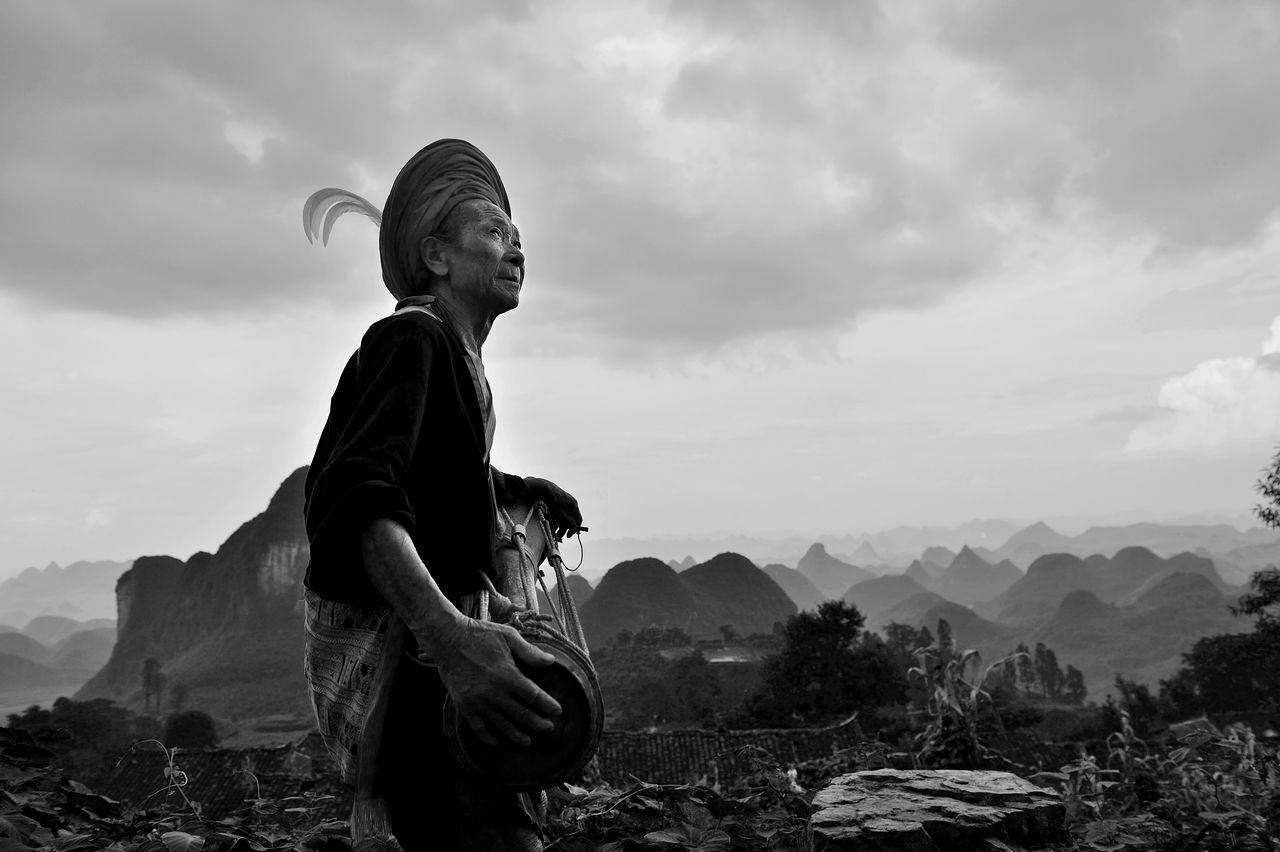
[5, 465, 1277, 723]
[976, 547, 1228, 626]
[0, 615, 117, 717]
[760, 563, 823, 612]
[864, 546, 1249, 698]
[969, 522, 1279, 584]
[797, 543, 874, 599]
[578, 520, 1278, 585]
[578, 553, 796, 647]
[0, 559, 132, 626]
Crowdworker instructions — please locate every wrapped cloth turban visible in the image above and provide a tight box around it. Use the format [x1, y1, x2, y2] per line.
[303, 138, 511, 300]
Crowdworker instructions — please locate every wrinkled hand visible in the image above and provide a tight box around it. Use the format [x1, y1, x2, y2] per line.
[522, 476, 584, 539]
[425, 617, 562, 748]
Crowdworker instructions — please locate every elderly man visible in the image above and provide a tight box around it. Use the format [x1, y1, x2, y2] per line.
[301, 139, 583, 851]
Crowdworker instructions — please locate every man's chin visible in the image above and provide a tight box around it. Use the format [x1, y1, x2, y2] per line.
[492, 293, 520, 315]
[494, 282, 521, 313]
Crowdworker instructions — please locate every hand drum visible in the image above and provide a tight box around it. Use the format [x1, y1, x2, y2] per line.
[443, 626, 603, 790]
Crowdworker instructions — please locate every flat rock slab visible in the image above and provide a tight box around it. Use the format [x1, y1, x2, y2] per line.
[809, 769, 1068, 851]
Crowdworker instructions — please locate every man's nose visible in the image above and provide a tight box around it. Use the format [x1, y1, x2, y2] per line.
[506, 243, 525, 269]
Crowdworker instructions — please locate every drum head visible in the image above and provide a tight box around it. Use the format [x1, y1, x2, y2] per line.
[444, 631, 603, 790]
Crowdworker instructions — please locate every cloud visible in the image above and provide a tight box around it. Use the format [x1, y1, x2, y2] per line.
[0, 1, 1009, 354]
[2, 2, 1278, 356]
[941, 0, 1280, 252]
[1125, 317, 1280, 453]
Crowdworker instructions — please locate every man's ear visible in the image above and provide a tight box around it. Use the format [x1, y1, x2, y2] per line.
[420, 235, 451, 278]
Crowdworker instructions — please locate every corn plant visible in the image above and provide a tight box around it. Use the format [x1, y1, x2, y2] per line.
[907, 619, 1026, 770]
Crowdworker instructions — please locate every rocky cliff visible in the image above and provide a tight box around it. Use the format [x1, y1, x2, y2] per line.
[76, 468, 311, 718]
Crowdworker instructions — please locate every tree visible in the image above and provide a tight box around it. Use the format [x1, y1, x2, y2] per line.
[1013, 643, 1037, 698]
[1162, 631, 1277, 714]
[1254, 443, 1280, 529]
[634, 625, 663, 647]
[718, 624, 739, 644]
[170, 682, 189, 714]
[883, 622, 933, 704]
[164, 710, 219, 748]
[8, 698, 148, 786]
[1062, 665, 1087, 705]
[661, 627, 691, 648]
[671, 651, 722, 728]
[1149, 447, 1280, 717]
[883, 623, 933, 664]
[1233, 567, 1280, 635]
[1157, 567, 1280, 715]
[1157, 667, 1200, 719]
[736, 600, 904, 726]
[151, 672, 168, 713]
[1105, 676, 1159, 737]
[1034, 643, 1064, 702]
[141, 657, 161, 714]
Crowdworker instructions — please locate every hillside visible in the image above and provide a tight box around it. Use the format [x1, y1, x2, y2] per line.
[871, 555, 1249, 699]
[980, 548, 1232, 625]
[0, 617, 119, 717]
[904, 559, 945, 587]
[681, 553, 797, 637]
[579, 553, 796, 648]
[0, 632, 49, 664]
[578, 558, 699, 647]
[932, 546, 1022, 606]
[537, 573, 595, 615]
[797, 543, 873, 599]
[843, 574, 928, 620]
[982, 553, 1096, 626]
[760, 563, 823, 612]
[1029, 573, 1244, 696]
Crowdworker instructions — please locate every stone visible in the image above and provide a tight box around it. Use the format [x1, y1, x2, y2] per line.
[809, 769, 1068, 851]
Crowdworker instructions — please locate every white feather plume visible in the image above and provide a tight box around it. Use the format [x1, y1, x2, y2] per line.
[302, 188, 382, 245]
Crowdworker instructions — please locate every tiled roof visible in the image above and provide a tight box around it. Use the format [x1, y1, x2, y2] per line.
[100, 740, 350, 820]
[591, 715, 864, 786]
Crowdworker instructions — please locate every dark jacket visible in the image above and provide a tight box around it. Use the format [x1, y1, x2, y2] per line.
[303, 309, 514, 606]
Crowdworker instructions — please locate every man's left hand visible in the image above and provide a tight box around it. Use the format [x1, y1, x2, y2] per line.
[522, 476, 583, 539]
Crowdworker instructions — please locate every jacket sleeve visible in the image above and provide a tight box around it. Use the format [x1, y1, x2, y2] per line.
[490, 466, 528, 505]
[305, 318, 436, 574]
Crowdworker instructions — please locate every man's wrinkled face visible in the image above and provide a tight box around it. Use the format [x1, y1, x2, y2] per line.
[443, 200, 525, 315]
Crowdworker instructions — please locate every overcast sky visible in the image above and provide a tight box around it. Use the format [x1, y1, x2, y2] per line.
[2, 0, 1279, 579]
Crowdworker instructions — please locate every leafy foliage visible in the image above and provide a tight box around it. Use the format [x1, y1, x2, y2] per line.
[907, 619, 1023, 770]
[162, 713, 218, 750]
[1046, 712, 1280, 850]
[734, 601, 905, 727]
[1254, 443, 1280, 530]
[0, 726, 349, 852]
[1157, 567, 1280, 715]
[593, 645, 742, 730]
[7, 698, 163, 788]
[544, 747, 814, 851]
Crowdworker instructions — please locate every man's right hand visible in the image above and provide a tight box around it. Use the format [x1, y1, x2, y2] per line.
[424, 617, 563, 748]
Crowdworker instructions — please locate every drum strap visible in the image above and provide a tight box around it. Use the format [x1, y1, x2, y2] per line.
[488, 503, 590, 654]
